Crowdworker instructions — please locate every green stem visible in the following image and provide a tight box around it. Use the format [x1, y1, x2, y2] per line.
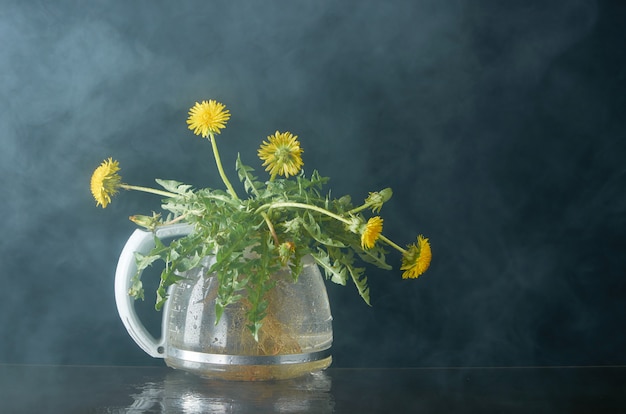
[257, 201, 351, 225]
[209, 132, 239, 200]
[378, 234, 406, 254]
[120, 184, 177, 198]
[162, 213, 189, 226]
[258, 201, 407, 254]
[347, 203, 370, 215]
[261, 212, 280, 245]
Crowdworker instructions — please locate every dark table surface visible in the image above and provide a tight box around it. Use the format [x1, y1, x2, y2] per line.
[1, 364, 625, 413]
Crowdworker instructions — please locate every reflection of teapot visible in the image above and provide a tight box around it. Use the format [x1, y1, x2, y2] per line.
[115, 223, 333, 380]
[125, 370, 334, 413]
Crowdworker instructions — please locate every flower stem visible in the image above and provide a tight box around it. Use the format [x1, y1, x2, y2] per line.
[378, 234, 406, 254]
[261, 212, 280, 245]
[257, 201, 351, 225]
[120, 184, 177, 198]
[163, 213, 189, 226]
[209, 132, 239, 200]
[347, 203, 370, 215]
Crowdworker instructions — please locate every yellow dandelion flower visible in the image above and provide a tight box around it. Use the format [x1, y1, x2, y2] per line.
[361, 216, 383, 249]
[257, 131, 304, 178]
[186, 100, 231, 137]
[401, 235, 432, 279]
[90, 158, 122, 208]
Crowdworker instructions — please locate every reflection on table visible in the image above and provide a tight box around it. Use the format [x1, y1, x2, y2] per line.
[122, 369, 333, 413]
[1, 364, 625, 413]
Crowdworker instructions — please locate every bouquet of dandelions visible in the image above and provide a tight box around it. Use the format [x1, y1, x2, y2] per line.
[90, 99, 431, 340]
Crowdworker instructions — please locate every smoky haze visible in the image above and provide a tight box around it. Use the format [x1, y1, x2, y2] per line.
[1, 0, 624, 368]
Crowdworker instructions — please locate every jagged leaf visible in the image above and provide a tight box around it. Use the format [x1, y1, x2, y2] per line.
[301, 212, 346, 247]
[311, 248, 347, 285]
[134, 252, 161, 272]
[175, 252, 204, 273]
[128, 274, 144, 300]
[235, 153, 263, 196]
[155, 179, 194, 195]
[346, 265, 370, 306]
[357, 246, 392, 270]
[155, 270, 186, 310]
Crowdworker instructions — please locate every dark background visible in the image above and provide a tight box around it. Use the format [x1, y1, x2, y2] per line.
[1, 0, 624, 368]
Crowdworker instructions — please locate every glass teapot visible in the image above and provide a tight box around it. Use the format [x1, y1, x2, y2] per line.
[114, 223, 333, 380]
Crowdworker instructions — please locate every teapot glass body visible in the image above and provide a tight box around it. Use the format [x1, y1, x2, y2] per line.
[115, 224, 333, 380]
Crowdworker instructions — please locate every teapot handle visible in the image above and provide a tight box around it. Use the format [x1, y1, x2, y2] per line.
[114, 223, 193, 358]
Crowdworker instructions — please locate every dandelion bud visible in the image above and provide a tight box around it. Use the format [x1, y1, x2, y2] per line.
[129, 212, 161, 230]
[365, 188, 393, 213]
[278, 241, 296, 265]
[346, 216, 363, 234]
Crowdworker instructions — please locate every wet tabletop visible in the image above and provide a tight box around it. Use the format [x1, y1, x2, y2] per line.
[1, 364, 625, 413]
